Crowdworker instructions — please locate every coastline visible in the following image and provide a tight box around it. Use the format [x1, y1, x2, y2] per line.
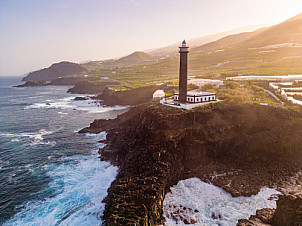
[0, 78, 129, 225]
[3, 76, 302, 225]
[81, 102, 302, 225]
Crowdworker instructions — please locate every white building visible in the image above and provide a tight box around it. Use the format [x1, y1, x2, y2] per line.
[153, 90, 165, 101]
[174, 91, 216, 103]
[226, 75, 302, 82]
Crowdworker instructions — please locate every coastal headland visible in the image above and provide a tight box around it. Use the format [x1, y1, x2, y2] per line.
[80, 102, 302, 225]
[11, 12, 302, 224]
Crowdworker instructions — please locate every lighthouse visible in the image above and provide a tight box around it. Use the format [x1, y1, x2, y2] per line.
[160, 40, 217, 109]
[178, 40, 189, 103]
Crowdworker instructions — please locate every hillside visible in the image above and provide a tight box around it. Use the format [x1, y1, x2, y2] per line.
[192, 27, 268, 53]
[179, 12, 302, 77]
[79, 13, 302, 91]
[193, 12, 302, 52]
[113, 51, 151, 66]
[239, 15, 302, 48]
[23, 61, 87, 81]
[147, 25, 264, 56]
[22, 13, 302, 90]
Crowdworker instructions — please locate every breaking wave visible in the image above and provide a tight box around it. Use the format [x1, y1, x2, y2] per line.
[3, 132, 118, 226]
[0, 129, 59, 146]
[25, 97, 129, 113]
[163, 177, 280, 225]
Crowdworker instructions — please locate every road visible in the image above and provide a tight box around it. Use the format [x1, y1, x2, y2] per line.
[254, 85, 284, 105]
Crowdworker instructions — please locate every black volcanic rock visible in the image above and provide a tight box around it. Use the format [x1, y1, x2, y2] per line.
[23, 61, 87, 81]
[14, 80, 47, 87]
[95, 85, 165, 106]
[237, 208, 275, 225]
[272, 193, 302, 226]
[81, 103, 302, 225]
[74, 96, 89, 101]
[238, 192, 302, 225]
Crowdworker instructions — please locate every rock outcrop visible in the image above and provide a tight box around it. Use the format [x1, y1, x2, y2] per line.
[95, 85, 166, 106]
[237, 208, 275, 225]
[14, 80, 47, 87]
[81, 103, 302, 225]
[272, 192, 302, 226]
[238, 192, 302, 226]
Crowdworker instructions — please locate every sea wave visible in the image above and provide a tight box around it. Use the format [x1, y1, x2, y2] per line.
[3, 132, 118, 226]
[0, 128, 59, 146]
[25, 97, 129, 113]
[163, 177, 280, 225]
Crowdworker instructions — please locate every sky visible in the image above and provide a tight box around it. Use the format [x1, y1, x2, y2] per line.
[0, 0, 302, 76]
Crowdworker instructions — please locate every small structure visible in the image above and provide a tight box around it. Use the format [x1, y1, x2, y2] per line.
[153, 90, 165, 101]
[174, 91, 216, 103]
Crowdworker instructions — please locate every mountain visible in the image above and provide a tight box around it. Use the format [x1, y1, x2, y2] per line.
[113, 51, 151, 66]
[23, 13, 302, 87]
[285, 12, 302, 22]
[180, 12, 302, 77]
[78, 13, 302, 90]
[22, 61, 87, 81]
[192, 12, 302, 53]
[147, 25, 265, 56]
[192, 27, 268, 53]
[237, 13, 302, 48]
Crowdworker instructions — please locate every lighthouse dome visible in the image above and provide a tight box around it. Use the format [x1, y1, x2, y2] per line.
[182, 40, 187, 47]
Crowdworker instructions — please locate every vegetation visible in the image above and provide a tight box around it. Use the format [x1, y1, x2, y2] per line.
[22, 14, 302, 110]
[199, 81, 282, 107]
[70, 16, 302, 91]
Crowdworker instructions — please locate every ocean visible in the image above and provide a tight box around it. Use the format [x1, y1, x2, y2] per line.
[0, 76, 128, 225]
[0, 76, 281, 225]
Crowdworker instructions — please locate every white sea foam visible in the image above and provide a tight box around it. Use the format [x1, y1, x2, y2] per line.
[84, 131, 106, 140]
[0, 128, 58, 146]
[163, 177, 280, 226]
[3, 132, 118, 226]
[25, 96, 129, 113]
[58, 111, 68, 115]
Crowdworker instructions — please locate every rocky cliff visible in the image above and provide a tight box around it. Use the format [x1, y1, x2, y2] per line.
[14, 80, 47, 87]
[23, 61, 87, 81]
[95, 85, 166, 106]
[81, 103, 302, 225]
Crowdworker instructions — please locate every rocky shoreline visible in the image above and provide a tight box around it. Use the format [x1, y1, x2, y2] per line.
[238, 192, 302, 225]
[14, 80, 48, 87]
[80, 102, 302, 225]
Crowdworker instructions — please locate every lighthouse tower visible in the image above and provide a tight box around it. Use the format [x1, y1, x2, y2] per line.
[178, 40, 189, 103]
